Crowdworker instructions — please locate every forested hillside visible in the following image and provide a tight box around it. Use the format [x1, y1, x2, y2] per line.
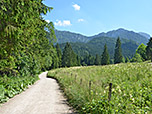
[55, 28, 149, 59]
[55, 28, 149, 45]
[55, 30, 91, 43]
[59, 37, 138, 58]
[90, 28, 149, 45]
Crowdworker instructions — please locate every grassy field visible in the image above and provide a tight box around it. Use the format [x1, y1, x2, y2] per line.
[47, 62, 152, 113]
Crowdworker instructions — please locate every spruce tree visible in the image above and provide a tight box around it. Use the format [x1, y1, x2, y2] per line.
[88, 55, 95, 65]
[76, 55, 81, 66]
[114, 37, 123, 64]
[95, 54, 101, 65]
[56, 43, 62, 67]
[62, 42, 77, 67]
[146, 37, 152, 61]
[101, 44, 110, 65]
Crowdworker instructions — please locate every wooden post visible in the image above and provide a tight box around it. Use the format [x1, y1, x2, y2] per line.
[108, 83, 112, 101]
[80, 78, 82, 85]
[89, 81, 91, 94]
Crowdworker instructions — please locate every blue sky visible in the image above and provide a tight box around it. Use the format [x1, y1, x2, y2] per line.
[43, 0, 152, 36]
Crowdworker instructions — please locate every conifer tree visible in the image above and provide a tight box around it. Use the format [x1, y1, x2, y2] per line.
[101, 44, 110, 65]
[88, 55, 95, 65]
[62, 42, 77, 67]
[146, 37, 152, 61]
[95, 54, 101, 65]
[56, 43, 62, 67]
[77, 55, 81, 66]
[114, 37, 123, 64]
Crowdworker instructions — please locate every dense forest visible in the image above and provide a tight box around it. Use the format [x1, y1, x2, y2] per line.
[0, 0, 58, 77]
[0, 0, 58, 103]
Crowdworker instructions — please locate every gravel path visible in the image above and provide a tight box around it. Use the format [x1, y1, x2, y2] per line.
[0, 72, 73, 114]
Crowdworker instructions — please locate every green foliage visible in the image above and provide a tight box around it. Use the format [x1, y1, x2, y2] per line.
[95, 54, 101, 65]
[76, 56, 81, 66]
[48, 62, 152, 113]
[0, 0, 56, 75]
[62, 43, 77, 67]
[125, 57, 130, 63]
[114, 37, 123, 64]
[136, 43, 147, 61]
[56, 43, 62, 67]
[101, 44, 110, 65]
[131, 52, 143, 62]
[0, 0, 57, 103]
[59, 37, 138, 59]
[0, 75, 38, 103]
[146, 37, 152, 61]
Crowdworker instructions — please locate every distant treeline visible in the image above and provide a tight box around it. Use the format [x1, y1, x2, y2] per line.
[55, 37, 152, 67]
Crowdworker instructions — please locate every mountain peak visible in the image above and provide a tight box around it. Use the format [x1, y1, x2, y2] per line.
[91, 28, 149, 44]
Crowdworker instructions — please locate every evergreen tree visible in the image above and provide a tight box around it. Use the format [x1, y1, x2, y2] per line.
[88, 55, 95, 65]
[114, 37, 123, 64]
[101, 44, 110, 65]
[136, 43, 147, 61]
[146, 37, 152, 61]
[62, 42, 77, 67]
[76, 55, 81, 66]
[0, 0, 56, 76]
[131, 52, 143, 62]
[56, 43, 62, 67]
[95, 54, 101, 65]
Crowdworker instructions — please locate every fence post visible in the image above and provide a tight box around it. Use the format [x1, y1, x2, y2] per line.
[89, 81, 91, 94]
[108, 83, 112, 101]
[80, 78, 82, 85]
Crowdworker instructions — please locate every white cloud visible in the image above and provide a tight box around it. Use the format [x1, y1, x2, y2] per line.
[46, 20, 50, 23]
[72, 4, 80, 11]
[78, 19, 84, 22]
[54, 20, 72, 26]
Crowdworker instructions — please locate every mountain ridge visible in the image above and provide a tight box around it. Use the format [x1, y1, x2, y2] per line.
[89, 28, 149, 44]
[55, 28, 149, 45]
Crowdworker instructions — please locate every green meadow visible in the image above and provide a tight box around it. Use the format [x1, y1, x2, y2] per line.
[48, 62, 152, 113]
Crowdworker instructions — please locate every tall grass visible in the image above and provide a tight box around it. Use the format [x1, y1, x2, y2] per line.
[48, 62, 152, 113]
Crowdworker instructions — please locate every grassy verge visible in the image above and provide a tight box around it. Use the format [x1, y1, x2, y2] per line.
[0, 75, 39, 104]
[47, 63, 152, 113]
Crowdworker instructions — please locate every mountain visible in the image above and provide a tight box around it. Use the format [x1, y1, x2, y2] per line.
[55, 30, 92, 44]
[59, 36, 138, 58]
[90, 28, 149, 45]
[54, 28, 148, 58]
[138, 32, 151, 39]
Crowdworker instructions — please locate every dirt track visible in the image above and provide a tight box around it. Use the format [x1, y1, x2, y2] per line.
[0, 72, 73, 114]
